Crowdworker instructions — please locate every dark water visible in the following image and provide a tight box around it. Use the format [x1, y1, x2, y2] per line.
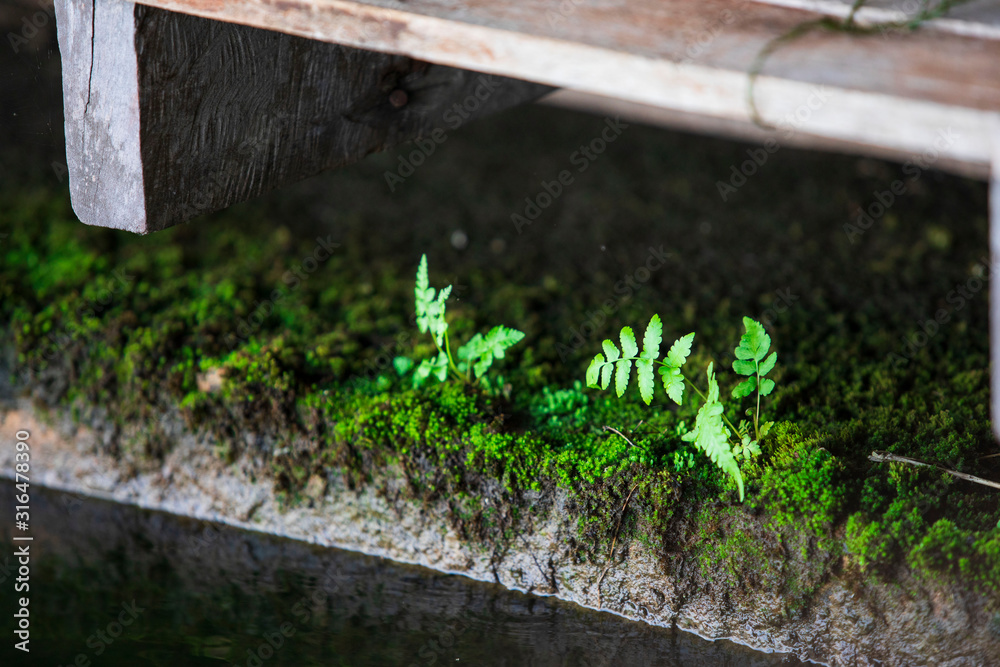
[0, 482, 806, 666]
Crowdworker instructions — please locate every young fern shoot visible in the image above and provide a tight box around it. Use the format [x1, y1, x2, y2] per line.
[732, 316, 777, 445]
[409, 254, 525, 388]
[586, 314, 779, 502]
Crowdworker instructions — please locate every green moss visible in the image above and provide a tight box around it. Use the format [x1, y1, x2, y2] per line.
[907, 519, 1000, 596]
[3, 103, 997, 608]
[755, 423, 850, 549]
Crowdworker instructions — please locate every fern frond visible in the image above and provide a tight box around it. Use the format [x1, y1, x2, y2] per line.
[732, 317, 777, 399]
[682, 362, 745, 501]
[414, 254, 451, 346]
[411, 255, 523, 388]
[586, 326, 640, 398]
[641, 314, 663, 360]
[732, 375, 756, 399]
[457, 326, 525, 378]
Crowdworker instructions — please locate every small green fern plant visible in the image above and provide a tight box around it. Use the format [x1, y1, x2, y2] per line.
[402, 254, 525, 388]
[586, 315, 778, 501]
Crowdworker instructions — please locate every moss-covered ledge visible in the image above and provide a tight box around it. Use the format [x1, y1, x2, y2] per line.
[5, 99, 1000, 667]
[3, 398, 997, 666]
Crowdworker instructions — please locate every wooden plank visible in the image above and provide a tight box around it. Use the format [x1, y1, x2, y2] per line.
[132, 0, 1000, 169]
[991, 115, 1000, 441]
[753, 0, 1000, 40]
[544, 89, 991, 180]
[55, 0, 550, 233]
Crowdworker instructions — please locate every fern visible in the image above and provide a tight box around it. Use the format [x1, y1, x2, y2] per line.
[731, 316, 777, 443]
[682, 363, 744, 501]
[585, 314, 779, 502]
[457, 325, 526, 379]
[407, 255, 525, 388]
[415, 254, 451, 347]
[586, 315, 694, 405]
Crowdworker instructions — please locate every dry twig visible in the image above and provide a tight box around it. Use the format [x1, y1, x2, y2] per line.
[869, 450, 1000, 490]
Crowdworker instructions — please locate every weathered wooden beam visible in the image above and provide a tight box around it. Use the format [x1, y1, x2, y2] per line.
[132, 0, 1000, 169]
[54, 0, 550, 233]
[753, 0, 1000, 40]
[991, 115, 1000, 442]
[544, 90, 991, 181]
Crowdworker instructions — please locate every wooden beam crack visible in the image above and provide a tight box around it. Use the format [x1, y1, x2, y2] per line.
[84, 0, 95, 118]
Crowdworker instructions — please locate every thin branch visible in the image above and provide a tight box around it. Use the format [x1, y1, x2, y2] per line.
[602, 425, 643, 450]
[869, 451, 1000, 490]
[595, 482, 640, 609]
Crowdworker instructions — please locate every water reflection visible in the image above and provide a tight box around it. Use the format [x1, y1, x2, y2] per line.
[0, 483, 804, 666]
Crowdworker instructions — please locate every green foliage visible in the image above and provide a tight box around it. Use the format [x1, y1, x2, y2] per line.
[408, 254, 525, 388]
[413, 351, 449, 386]
[732, 316, 777, 450]
[415, 254, 450, 347]
[586, 315, 695, 406]
[458, 326, 526, 379]
[732, 316, 777, 399]
[682, 363, 744, 501]
[585, 314, 781, 502]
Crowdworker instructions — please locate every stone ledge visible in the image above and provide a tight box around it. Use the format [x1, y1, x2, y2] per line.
[2, 400, 996, 666]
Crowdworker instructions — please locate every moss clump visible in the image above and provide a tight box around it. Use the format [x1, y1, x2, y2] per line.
[755, 423, 851, 549]
[906, 519, 1000, 597]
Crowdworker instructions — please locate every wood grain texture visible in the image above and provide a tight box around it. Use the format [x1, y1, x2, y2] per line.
[753, 0, 1000, 40]
[132, 0, 1000, 167]
[55, 0, 550, 233]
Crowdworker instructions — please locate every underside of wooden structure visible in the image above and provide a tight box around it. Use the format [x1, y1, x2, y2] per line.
[55, 0, 549, 233]
[53, 0, 1000, 435]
